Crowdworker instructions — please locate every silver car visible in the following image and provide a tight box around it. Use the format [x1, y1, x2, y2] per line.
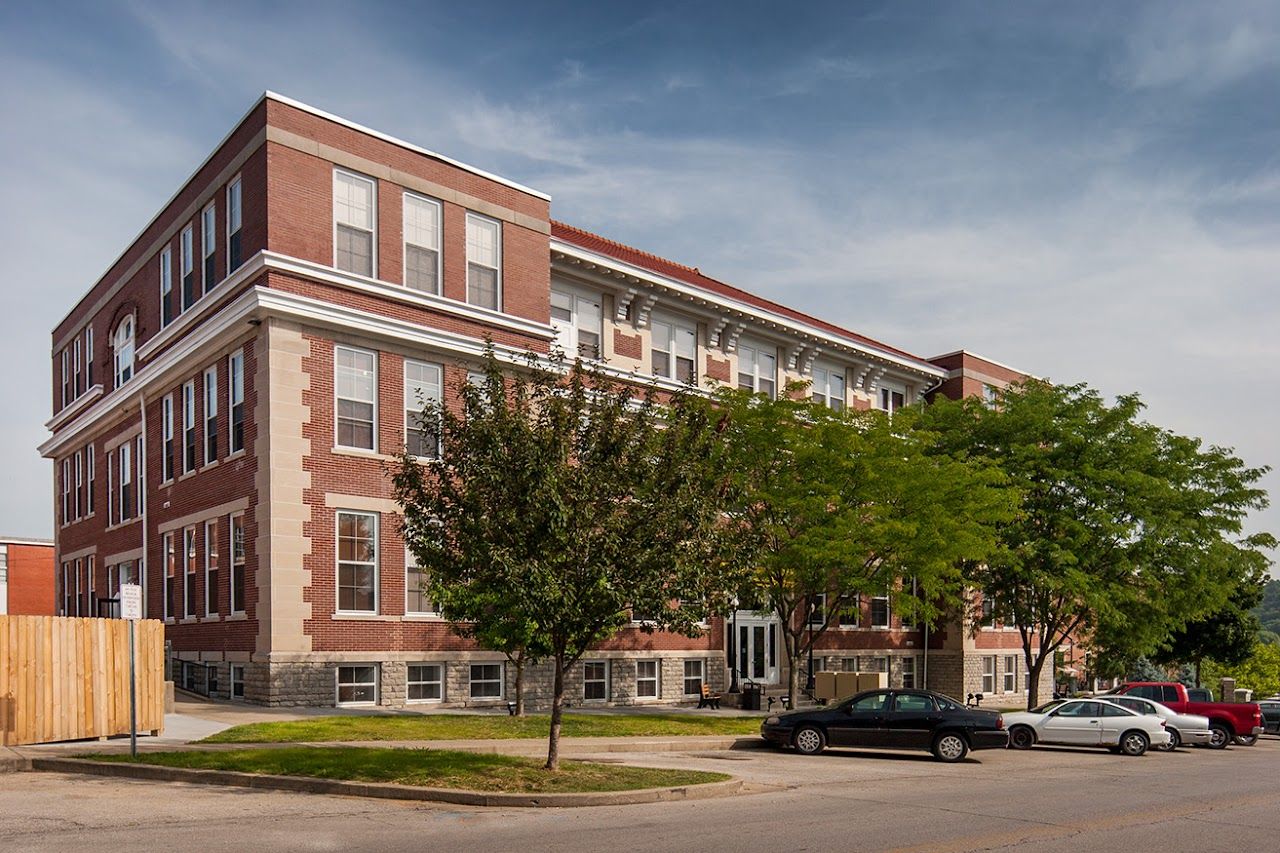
[1101, 694, 1212, 749]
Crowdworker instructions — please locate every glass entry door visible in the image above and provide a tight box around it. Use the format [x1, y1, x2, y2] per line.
[734, 612, 780, 684]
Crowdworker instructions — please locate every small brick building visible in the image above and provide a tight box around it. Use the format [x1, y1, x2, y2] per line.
[0, 537, 56, 616]
[42, 92, 1049, 708]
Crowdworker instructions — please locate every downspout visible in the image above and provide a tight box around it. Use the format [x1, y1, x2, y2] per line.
[139, 394, 148, 618]
[923, 621, 929, 690]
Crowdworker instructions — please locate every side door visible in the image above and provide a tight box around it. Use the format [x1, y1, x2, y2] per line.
[884, 692, 939, 749]
[1040, 700, 1103, 745]
[828, 691, 891, 748]
[1097, 702, 1138, 745]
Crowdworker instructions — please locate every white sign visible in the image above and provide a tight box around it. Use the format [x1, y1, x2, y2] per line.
[120, 583, 143, 621]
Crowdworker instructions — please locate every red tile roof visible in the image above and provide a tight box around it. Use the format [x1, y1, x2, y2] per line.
[551, 221, 937, 371]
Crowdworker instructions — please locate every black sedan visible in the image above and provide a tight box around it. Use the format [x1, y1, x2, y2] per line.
[760, 689, 1007, 762]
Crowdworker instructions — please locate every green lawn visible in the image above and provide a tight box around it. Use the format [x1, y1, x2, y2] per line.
[203, 712, 763, 744]
[88, 747, 730, 793]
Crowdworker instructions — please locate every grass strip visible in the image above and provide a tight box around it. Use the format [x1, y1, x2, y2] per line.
[86, 747, 730, 793]
[203, 712, 762, 744]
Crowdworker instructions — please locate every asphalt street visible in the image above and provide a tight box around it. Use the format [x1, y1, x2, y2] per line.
[2, 736, 1276, 852]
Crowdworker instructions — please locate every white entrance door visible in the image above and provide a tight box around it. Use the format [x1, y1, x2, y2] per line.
[734, 612, 780, 685]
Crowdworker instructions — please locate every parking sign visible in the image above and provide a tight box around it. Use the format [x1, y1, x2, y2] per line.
[120, 583, 143, 621]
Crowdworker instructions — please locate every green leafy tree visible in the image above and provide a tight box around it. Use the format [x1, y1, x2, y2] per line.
[717, 386, 1016, 705]
[1154, 571, 1267, 687]
[922, 380, 1274, 708]
[392, 350, 741, 769]
[1203, 641, 1280, 699]
[1255, 579, 1280, 636]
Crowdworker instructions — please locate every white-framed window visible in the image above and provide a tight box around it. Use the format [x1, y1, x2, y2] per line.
[636, 659, 660, 698]
[105, 452, 112, 522]
[202, 203, 217, 288]
[583, 660, 609, 701]
[405, 546, 435, 615]
[878, 381, 907, 414]
[465, 212, 501, 310]
[983, 384, 999, 407]
[86, 444, 95, 516]
[980, 593, 996, 628]
[981, 656, 996, 694]
[205, 517, 220, 616]
[469, 662, 504, 699]
[683, 659, 705, 696]
[203, 366, 218, 463]
[182, 381, 196, 474]
[870, 593, 890, 628]
[228, 349, 245, 454]
[85, 325, 94, 388]
[230, 664, 245, 700]
[336, 664, 378, 705]
[230, 511, 246, 614]
[113, 317, 134, 387]
[180, 223, 196, 310]
[135, 435, 145, 515]
[336, 511, 377, 613]
[61, 349, 70, 407]
[162, 394, 175, 481]
[73, 337, 82, 399]
[1003, 654, 1018, 693]
[183, 525, 198, 618]
[335, 346, 376, 451]
[737, 341, 777, 398]
[160, 245, 174, 327]
[651, 317, 697, 383]
[408, 663, 444, 702]
[118, 441, 133, 522]
[404, 360, 441, 459]
[60, 459, 70, 524]
[811, 364, 846, 411]
[227, 176, 243, 273]
[334, 169, 376, 277]
[838, 595, 861, 628]
[549, 285, 603, 360]
[902, 656, 917, 689]
[162, 532, 176, 620]
[85, 556, 95, 617]
[74, 451, 83, 520]
[807, 593, 827, 627]
[403, 192, 441, 294]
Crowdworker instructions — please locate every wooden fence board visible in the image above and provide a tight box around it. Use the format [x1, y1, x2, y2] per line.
[0, 615, 166, 746]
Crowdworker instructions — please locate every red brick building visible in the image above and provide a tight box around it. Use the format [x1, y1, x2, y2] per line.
[0, 538, 56, 616]
[42, 92, 1049, 707]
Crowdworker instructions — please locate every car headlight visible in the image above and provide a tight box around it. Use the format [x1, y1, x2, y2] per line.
[764, 716, 781, 726]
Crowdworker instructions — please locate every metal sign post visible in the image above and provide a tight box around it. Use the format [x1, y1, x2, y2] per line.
[120, 583, 143, 759]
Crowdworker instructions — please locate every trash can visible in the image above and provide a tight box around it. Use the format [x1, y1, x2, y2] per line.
[741, 682, 762, 712]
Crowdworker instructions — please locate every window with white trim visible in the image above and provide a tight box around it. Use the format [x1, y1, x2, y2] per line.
[807, 593, 827, 627]
[465, 213, 501, 310]
[811, 364, 846, 411]
[469, 663, 504, 699]
[549, 285, 603, 360]
[74, 451, 83, 520]
[73, 337, 82, 399]
[230, 664, 245, 699]
[160, 245, 174, 327]
[202, 203, 216, 288]
[838, 595, 861, 628]
[405, 546, 435, 615]
[636, 659, 660, 698]
[86, 444, 95, 516]
[182, 381, 196, 474]
[737, 342, 777, 398]
[230, 512, 246, 614]
[162, 531, 175, 620]
[336, 665, 378, 705]
[583, 660, 609, 701]
[1003, 654, 1018, 693]
[227, 176, 243, 273]
[335, 346, 376, 451]
[228, 350, 245, 454]
[118, 441, 133, 522]
[981, 656, 996, 694]
[651, 318, 697, 383]
[113, 317, 134, 387]
[135, 435, 145, 515]
[404, 360, 441, 459]
[205, 517, 220, 616]
[60, 459, 70, 524]
[980, 591, 996, 628]
[902, 656, 918, 689]
[180, 223, 196, 310]
[203, 366, 218, 463]
[408, 663, 443, 702]
[870, 593, 890, 628]
[878, 382, 907, 414]
[61, 349, 70, 407]
[334, 170, 375, 277]
[162, 394, 175, 481]
[336, 511, 377, 613]
[683, 659, 704, 696]
[403, 192, 441, 294]
[86, 556, 95, 617]
[184, 526, 198, 618]
[85, 325, 94, 387]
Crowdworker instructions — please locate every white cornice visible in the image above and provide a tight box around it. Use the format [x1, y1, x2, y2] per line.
[551, 241, 944, 380]
[46, 385, 104, 431]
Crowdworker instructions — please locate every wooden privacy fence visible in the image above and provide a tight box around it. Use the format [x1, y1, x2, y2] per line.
[0, 615, 165, 746]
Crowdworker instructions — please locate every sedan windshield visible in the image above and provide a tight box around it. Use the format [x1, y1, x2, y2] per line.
[1030, 700, 1067, 714]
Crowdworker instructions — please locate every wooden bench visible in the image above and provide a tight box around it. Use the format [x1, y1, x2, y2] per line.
[698, 683, 722, 709]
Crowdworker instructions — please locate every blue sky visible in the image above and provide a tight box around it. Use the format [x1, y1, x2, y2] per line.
[1, 1, 1277, 564]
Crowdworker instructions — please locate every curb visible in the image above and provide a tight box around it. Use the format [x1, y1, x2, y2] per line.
[29, 757, 750, 808]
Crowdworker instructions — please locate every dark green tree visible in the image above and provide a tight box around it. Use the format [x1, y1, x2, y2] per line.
[922, 380, 1274, 708]
[1255, 578, 1280, 636]
[1154, 570, 1267, 686]
[392, 349, 742, 769]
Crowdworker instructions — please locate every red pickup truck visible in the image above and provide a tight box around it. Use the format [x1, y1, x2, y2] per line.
[1108, 682, 1264, 749]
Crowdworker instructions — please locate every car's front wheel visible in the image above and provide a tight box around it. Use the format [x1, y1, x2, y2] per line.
[1119, 730, 1149, 756]
[793, 725, 827, 756]
[1160, 728, 1180, 751]
[1008, 725, 1036, 750]
[932, 732, 969, 763]
[1208, 724, 1232, 749]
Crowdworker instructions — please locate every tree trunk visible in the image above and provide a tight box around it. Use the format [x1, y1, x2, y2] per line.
[514, 654, 526, 717]
[545, 654, 566, 771]
[1194, 658, 1202, 688]
[787, 649, 803, 711]
[1026, 653, 1046, 710]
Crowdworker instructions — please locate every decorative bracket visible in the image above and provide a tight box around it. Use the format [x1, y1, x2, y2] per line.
[723, 323, 745, 354]
[800, 347, 821, 376]
[615, 288, 638, 322]
[709, 317, 729, 349]
[634, 293, 658, 329]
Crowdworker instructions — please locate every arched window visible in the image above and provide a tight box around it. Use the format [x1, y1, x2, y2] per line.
[113, 317, 135, 387]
